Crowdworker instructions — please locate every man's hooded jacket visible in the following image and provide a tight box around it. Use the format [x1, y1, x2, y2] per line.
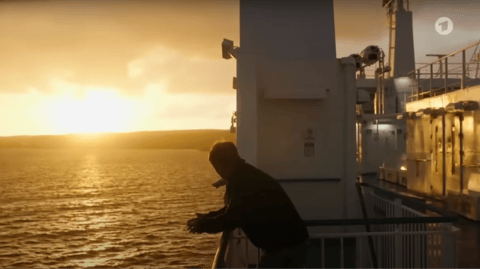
[199, 159, 309, 253]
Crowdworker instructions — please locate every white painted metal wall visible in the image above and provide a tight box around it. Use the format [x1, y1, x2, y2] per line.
[237, 0, 358, 222]
[230, 0, 360, 267]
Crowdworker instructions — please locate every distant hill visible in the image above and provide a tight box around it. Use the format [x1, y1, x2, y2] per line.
[0, 130, 236, 151]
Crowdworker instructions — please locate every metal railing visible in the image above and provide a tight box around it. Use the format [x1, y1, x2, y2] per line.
[408, 40, 480, 101]
[212, 183, 459, 268]
[212, 232, 230, 269]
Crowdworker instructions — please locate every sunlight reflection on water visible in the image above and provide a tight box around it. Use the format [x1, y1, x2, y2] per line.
[0, 148, 224, 268]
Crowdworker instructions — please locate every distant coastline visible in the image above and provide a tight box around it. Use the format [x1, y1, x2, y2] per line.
[0, 129, 236, 151]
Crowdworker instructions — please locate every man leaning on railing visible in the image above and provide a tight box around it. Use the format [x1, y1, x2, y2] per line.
[187, 142, 310, 268]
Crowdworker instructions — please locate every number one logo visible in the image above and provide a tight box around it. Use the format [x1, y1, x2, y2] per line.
[435, 17, 453, 35]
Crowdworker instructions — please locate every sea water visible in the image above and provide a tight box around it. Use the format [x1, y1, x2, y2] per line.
[0, 148, 224, 268]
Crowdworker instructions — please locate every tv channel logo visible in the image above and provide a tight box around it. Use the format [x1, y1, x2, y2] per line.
[435, 17, 453, 35]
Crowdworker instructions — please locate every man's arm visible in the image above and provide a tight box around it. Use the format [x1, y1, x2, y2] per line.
[198, 184, 250, 234]
[201, 190, 229, 218]
[203, 206, 227, 218]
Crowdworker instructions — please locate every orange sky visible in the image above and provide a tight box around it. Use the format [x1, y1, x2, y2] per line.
[1, 0, 479, 136]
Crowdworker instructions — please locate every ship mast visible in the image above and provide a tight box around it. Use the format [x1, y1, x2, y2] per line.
[384, 0, 414, 79]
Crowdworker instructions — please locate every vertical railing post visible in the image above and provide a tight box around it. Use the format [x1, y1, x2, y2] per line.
[439, 59, 443, 78]
[462, 50, 466, 89]
[445, 57, 449, 93]
[212, 232, 230, 269]
[359, 236, 364, 268]
[414, 223, 420, 268]
[410, 73, 414, 101]
[375, 71, 379, 114]
[245, 238, 249, 268]
[417, 69, 421, 100]
[441, 223, 456, 268]
[430, 64, 433, 96]
[355, 184, 378, 268]
[394, 198, 403, 269]
[321, 238, 325, 269]
[340, 237, 344, 269]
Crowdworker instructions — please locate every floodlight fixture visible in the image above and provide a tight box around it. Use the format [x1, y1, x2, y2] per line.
[360, 45, 381, 66]
[222, 39, 239, 60]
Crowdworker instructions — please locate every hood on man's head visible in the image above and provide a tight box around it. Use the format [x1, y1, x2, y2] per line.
[209, 142, 240, 166]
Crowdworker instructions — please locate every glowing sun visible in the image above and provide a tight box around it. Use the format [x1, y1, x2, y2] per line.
[50, 90, 133, 134]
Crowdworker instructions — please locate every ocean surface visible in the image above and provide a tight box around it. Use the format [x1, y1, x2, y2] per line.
[0, 148, 225, 268]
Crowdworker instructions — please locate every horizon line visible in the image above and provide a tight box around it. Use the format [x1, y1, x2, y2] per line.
[0, 129, 231, 138]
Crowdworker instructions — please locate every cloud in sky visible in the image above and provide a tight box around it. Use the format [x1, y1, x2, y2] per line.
[2, 0, 480, 136]
[3, 0, 478, 95]
[127, 46, 236, 94]
[0, 0, 239, 95]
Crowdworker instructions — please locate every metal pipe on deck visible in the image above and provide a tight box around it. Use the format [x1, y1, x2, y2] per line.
[460, 114, 464, 193]
[430, 64, 434, 96]
[462, 50, 466, 89]
[443, 114, 447, 196]
[356, 184, 379, 268]
[417, 69, 421, 99]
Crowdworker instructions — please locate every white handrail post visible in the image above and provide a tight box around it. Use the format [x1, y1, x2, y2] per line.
[394, 198, 403, 269]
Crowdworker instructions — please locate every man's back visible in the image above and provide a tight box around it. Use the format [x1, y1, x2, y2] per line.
[226, 160, 309, 253]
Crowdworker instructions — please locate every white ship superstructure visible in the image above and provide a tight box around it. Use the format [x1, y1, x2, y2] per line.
[352, 0, 480, 221]
[212, 0, 461, 268]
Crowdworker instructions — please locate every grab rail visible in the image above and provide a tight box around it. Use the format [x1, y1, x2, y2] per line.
[212, 232, 230, 269]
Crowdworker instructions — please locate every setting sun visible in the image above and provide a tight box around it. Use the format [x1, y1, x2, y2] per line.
[49, 89, 133, 134]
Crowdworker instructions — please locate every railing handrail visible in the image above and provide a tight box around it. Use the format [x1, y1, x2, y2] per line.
[358, 182, 458, 219]
[372, 190, 429, 216]
[281, 182, 458, 226]
[213, 182, 459, 268]
[303, 216, 456, 226]
[231, 230, 457, 240]
[408, 40, 480, 75]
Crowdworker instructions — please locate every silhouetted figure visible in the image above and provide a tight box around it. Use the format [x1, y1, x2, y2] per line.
[187, 142, 310, 268]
